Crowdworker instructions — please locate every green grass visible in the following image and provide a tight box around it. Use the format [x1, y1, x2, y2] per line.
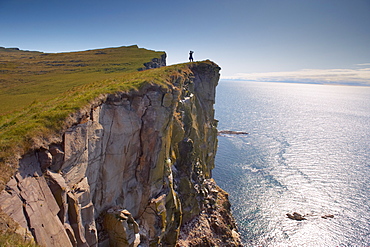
[0, 45, 164, 114]
[0, 233, 38, 247]
[0, 210, 38, 247]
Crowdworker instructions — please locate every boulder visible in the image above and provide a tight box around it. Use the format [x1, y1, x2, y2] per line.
[321, 214, 334, 219]
[103, 208, 140, 247]
[286, 212, 307, 221]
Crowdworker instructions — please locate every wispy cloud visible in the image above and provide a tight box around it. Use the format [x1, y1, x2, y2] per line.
[224, 66, 370, 86]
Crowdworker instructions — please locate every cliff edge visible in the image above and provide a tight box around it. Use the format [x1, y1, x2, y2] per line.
[0, 60, 241, 246]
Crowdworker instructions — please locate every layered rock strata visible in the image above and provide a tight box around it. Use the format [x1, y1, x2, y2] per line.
[0, 61, 241, 246]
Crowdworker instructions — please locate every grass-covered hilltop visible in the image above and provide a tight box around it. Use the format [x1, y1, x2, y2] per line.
[0, 45, 165, 114]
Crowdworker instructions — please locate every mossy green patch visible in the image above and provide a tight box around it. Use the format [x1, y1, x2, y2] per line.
[0, 233, 38, 247]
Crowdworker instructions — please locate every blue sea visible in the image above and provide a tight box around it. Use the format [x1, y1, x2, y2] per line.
[213, 80, 370, 247]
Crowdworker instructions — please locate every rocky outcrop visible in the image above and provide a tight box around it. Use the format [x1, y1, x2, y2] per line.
[286, 212, 307, 221]
[217, 130, 249, 136]
[138, 54, 167, 70]
[0, 47, 20, 51]
[286, 212, 335, 221]
[0, 61, 241, 246]
[177, 179, 241, 246]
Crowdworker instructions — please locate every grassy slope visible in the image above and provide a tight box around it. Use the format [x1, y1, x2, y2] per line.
[0, 45, 163, 114]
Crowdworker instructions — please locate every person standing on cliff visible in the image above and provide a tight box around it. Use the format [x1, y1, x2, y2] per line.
[189, 51, 194, 62]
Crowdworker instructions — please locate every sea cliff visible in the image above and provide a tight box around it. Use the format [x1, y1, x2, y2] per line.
[0, 58, 241, 246]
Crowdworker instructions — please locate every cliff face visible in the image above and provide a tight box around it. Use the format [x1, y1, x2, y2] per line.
[0, 61, 241, 246]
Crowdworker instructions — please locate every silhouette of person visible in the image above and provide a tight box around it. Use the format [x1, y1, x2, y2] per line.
[189, 51, 194, 62]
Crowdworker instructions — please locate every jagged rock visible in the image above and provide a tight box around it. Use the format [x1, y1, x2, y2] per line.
[177, 179, 242, 247]
[3, 156, 73, 247]
[0, 178, 33, 241]
[321, 214, 334, 219]
[75, 179, 97, 246]
[49, 144, 65, 171]
[287, 212, 307, 221]
[217, 130, 249, 136]
[38, 149, 53, 172]
[103, 208, 140, 247]
[62, 124, 89, 186]
[287, 212, 335, 220]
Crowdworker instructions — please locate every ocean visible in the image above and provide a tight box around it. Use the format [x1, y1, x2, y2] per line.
[213, 80, 370, 246]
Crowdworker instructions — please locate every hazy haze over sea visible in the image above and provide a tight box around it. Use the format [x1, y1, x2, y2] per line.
[213, 80, 370, 246]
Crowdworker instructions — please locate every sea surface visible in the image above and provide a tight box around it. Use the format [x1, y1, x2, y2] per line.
[213, 80, 370, 246]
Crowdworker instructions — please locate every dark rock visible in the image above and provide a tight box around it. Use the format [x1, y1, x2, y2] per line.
[217, 130, 249, 136]
[0, 47, 20, 52]
[138, 53, 167, 71]
[321, 214, 334, 219]
[286, 212, 307, 221]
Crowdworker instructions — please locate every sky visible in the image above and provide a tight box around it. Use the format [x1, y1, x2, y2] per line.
[1, 0, 370, 85]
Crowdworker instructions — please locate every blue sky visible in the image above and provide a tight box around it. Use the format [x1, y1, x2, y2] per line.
[1, 0, 370, 84]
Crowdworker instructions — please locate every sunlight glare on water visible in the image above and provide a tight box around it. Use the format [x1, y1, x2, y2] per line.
[213, 81, 370, 246]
